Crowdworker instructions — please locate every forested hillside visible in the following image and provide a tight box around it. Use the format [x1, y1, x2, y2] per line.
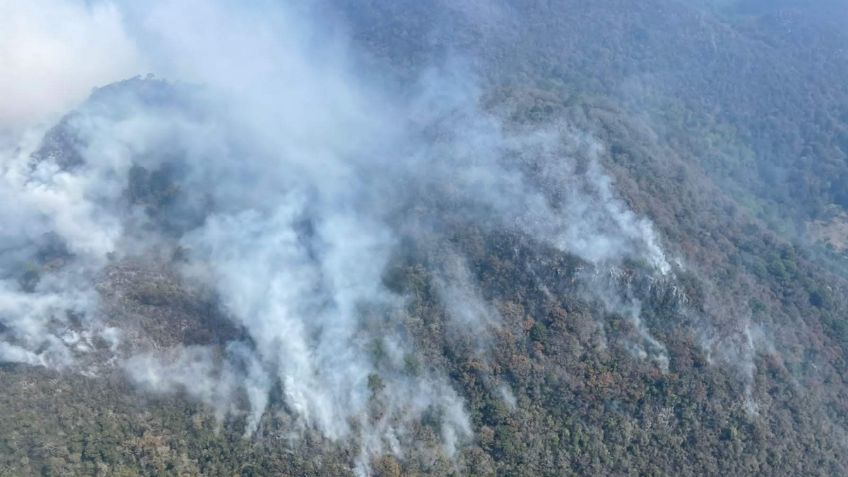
[1, 1, 848, 476]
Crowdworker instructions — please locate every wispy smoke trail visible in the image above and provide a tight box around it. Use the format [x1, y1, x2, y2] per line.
[0, 0, 674, 470]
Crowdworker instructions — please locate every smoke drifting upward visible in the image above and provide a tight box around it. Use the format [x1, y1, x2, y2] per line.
[0, 0, 674, 470]
[0, 0, 143, 134]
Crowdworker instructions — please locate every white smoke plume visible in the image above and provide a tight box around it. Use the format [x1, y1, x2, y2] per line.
[0, 0, 143, 134]
[0, 0, 675, 471]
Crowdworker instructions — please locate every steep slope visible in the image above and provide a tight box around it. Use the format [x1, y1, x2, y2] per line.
[2, 2, 848, 476]
[332, 0, 848, 227]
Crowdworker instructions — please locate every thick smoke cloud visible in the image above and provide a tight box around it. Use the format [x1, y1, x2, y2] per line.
[0, 0, 675, 471]
[0, 0, 143, 134]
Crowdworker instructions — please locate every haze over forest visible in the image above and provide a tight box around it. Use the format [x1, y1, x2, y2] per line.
[1, 1, 848, 475]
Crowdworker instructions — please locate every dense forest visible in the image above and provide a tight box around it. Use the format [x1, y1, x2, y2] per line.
[2, 1, 848, 476]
